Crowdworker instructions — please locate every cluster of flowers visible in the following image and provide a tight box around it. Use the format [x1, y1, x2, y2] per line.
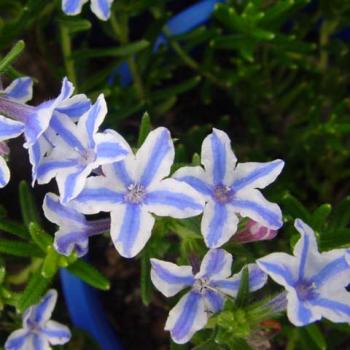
[1, 77, 350, 349]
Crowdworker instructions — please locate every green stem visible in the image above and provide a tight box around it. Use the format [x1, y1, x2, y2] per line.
[319, 19, 337, 71]
[59, 24, 77, 87]
[110, 13, 145, 101]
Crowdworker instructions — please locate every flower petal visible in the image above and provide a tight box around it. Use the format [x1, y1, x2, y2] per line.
[146, 178, 204, 218]
[111, 204, 155, 258]
[70, 176, 124, 214]
[201, 200, 239, 248]
[24, 290, 57, 326]
[54, 229, 89, 257]
[257, 253, 297, 287]
[286, 290, 320, 326]
[310, 290, 350, 323]
[210, 263, 267, 297]
[136, 127, 174, 187]
[201, 128, 237, 186]
[232, 160, 284, 192]
[203, 289, 225, 313]
[4, 329, 29, 350]
[0, 115, 24, 141]
[95, 129, 130, 165]
[0, 156, 10, 188]
[196, 249, 233, 280]
[165, 291, 207, 344]
[55, 94, 91, 121]
[231, 189, 283, 229]
[172, 165, 212, 197]
[3, 77, 33, 103]
[56, 165, 92, 203]
[150, 258, 194, 297]
[31, 334, 50, 350]
[62, 0, 88, 15]
[90, 0, 113, 20]
[42, 320, 71, 345]
[43, 193, 86, 227]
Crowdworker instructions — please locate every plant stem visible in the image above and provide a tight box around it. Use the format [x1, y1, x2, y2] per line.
[59, 24, 77, 88]
[110, 13, 145, 101]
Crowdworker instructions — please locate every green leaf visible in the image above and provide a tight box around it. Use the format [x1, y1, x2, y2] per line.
[19, 180, 41, 227]
[235, 267, 249, 307]
[304, 324, 327, 350]
[0, 40, 25, 74]
[0, 219, 29, 239]
[58, 17, 91, 33]
[71, 40, 150, 60]
[29, 223, 53, 252]
[0, 239, 43, 257]
[140, 247, 153, 306]
[281, 192, 311, 221]
[17, 268, 51, 312]
[137, 112, 152, 147]
[311, 204, 332, 230]
[329, 196, 350, 229]
[67, 259, 110, 291]
[41, 246, 59, 278]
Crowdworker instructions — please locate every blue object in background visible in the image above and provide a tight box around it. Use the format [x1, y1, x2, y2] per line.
[60, 1, 223, 349]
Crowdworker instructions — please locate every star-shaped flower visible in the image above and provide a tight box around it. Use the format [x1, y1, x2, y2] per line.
[151, 249, 267, 344]
[173, 128, 284, 248]
[62, 0, 114, 21]
[43, 193, 110, 257]
[5, 289, 71, 350]
[36, 94, 130, 203]
[70, 127, 205, 258]
[257, 219, 350, 326]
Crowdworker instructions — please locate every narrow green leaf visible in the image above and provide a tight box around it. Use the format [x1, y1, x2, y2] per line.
[67, 259, 110, 290]
[140, 248, 153, 306]
[137, 112, 151, 147]
[41, 246, 59, 278]
[0, 40, 25, 74]
[236, 267, 249, 307]
[58, 18, 91, 33]
[330, 196, 350, 229]
[281, 193, 311, 221]
[0, 239, 43, 257]
[17, 268, 51, 312]
[71, 40, 149, 60]
[304, 324, 327, 350]
[0, 219, 29, 239]
[311, 204, 332, 230]
[28, 223, 53, 252]
[19, 180, 41, 227]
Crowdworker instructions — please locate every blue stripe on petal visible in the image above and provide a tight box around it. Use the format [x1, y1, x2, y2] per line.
[204, 289, 224, 313]
[298, 233, 309, 280]
[75, 187, 124, 205]
[32, 292, 56, 324]
[112, 161, 133, 187]
[139, 128, 172, 187]
[91, 0, 112, 20]
[55, 231, 87, 256]
[50, 115, 85, 152]
[199, 249, 230, 278]
[4, 330, 28, 350]
[211, 279, 240, 291]
[232, 160, 284, 192]
[175, 175, 211, 195]
[32, 334, 46, 350]
[311, 257, 348, 287]
[96, 141, 129, 160]
[206, 203, 227, 247]
[0, 116, 24, 140]
[312, 298, 350, 317]
[56, 97, 91, 119]
[151, 261, 194, 285]
[4, 77, 33, 103]
[257, 260, 295, 286]
[62, 0, 85, 14]
[210, 130, 226, 185]
[0, 157, 9, 188]
[297, 300, 313, 325]
[37, 159, 77, 183]
[146, 190, 203, 211]
[232, 199, 282, 228]
[171, 292, 204, 343]
[117, 204, 141, 257]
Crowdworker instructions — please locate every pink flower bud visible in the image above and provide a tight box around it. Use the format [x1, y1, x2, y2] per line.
[234, 219, 278, 243]
[0, 142, 9, 156]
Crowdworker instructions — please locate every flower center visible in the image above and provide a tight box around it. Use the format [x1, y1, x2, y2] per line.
[295, 280, 318, 301]
[193, 278, 210, 294]
[79, 148, 96, 166]
[125, 184, 146, 204]
[213, 185, 234, 204]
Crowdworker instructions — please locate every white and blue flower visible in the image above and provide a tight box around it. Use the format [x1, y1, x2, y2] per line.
[36, 94, 130, 203]
[173, 128, 284, 248]
[62, 0, 114, 21]
[70, 127, 205, 258]
[151, 249, 267, 344]
[43, 192, 110, 257]
[5, 289, 71, 350]
[257, 219, 350, 326]
[0, 77, 33, 188]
